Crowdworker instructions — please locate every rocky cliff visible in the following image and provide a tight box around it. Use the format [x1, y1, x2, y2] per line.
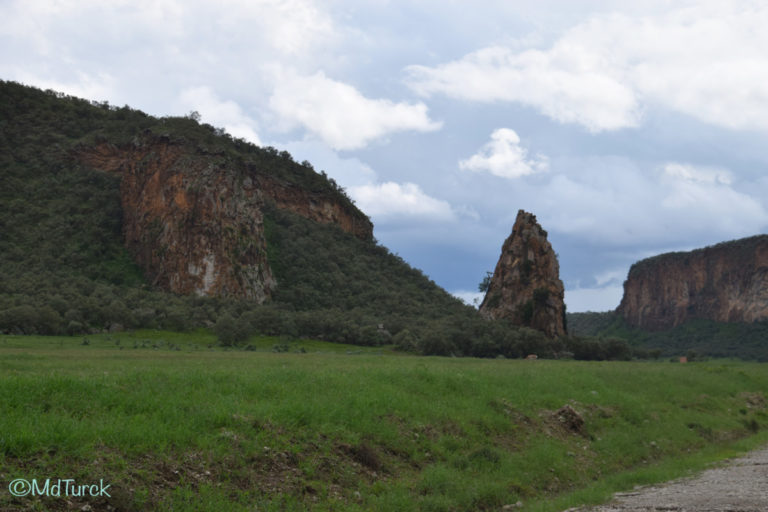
[617, 235, 768, 330]
[76, 135, 372, 301]
[479, 210, 566, 338]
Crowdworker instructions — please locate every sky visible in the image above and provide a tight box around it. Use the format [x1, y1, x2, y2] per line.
[3, 0, 768, 312]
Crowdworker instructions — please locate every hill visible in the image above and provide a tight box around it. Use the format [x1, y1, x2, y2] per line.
[568, 236, 768, 361]
[0, 80, 554, 356]
[568, 311, 768, 361]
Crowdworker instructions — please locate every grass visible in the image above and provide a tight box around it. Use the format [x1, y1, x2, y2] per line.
[0, 332, 767, 511]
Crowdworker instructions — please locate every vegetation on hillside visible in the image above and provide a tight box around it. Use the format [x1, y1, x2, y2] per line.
[0, 80, 553, 357]
[568, 311, 768, 361]
[626, 234, 768, 279]
[3, 79, 758, 361]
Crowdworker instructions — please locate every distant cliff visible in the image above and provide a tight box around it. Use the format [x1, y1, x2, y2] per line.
[617, 235, 768, 330]
[77, 136, 372, 302]
[480, 210, 566, 338]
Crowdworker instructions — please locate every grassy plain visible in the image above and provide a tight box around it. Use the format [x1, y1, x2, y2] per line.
[0, 331, 767, 511]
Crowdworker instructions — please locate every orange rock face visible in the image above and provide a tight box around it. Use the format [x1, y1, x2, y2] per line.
[77, 136, 372, 301]
[256, 177, 372, 240]
[479, 210, 566, 338]
[617, 235, 768, 330]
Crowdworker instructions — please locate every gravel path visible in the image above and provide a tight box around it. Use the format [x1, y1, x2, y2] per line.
[574, 445, 768, 512]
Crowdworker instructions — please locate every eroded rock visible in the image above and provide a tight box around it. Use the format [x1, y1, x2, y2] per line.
[617, 235, 768, 329]
[480, 210, 566, 338]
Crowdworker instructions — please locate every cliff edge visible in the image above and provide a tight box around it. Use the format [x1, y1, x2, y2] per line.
[76, 135, 372, 302]
[617, 235, 768, 330]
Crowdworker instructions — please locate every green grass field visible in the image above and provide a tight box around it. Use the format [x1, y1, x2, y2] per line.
[1, 332, 767, 511]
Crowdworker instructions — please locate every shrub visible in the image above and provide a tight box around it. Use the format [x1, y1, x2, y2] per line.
[214, 313, 249, 346]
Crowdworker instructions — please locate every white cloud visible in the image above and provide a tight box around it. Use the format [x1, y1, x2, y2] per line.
[279, 139, 377, 188]
[0, 0, 335, 57]
[594, 268, 625, 288]
[406, 2, 768, 133]
[451, 290, 483, 308]
[10, 71, 116, 103]
[659, 163, 766, 229]
[459, 128, 548, 178]
[0, 0, 339, 116]
[228, 0, 337, 56]
[407, 45, 640, 132]
[565, 285, 624, 313]
[177, 86, 261, 145]
[269, 70, 441, 150]
[349, 182, 454, 220]
[536, 159, 768, 246]
[662, 162, 732, 185]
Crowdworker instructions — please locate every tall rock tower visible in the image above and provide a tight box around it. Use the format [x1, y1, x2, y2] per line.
[479, 210, 566, 338]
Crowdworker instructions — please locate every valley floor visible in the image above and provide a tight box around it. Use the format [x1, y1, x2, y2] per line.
[0, 331, 767, 511]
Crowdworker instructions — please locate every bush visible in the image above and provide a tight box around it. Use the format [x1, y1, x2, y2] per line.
[393, 329, 419, 352]
[214, 313, 249, 346]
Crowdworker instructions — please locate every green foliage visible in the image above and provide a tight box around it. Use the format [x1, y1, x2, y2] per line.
[478, 271, 493, 293]
[568, 311, 768, 361]
[214, 313, 249, 346]
[0, 80, 362, 338]
[2, 337, 768, 510]
[262, 206, 548, 355]
[520, 300, 535, 325]
[0, 79, 653, 360]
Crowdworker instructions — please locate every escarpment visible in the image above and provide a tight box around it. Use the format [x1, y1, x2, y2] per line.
[76, 136, 372, 301]
[479, 210, 566, 338]
[617, 235, 768, 330]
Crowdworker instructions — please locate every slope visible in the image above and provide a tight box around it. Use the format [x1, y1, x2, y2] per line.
[0, 80, 549, 356]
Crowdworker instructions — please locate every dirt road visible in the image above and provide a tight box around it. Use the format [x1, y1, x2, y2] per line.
[575, 445, 768, 511]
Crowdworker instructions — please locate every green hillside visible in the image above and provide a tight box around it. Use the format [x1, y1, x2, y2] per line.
[0, 80, 559, 356]
[568, 311, 768, 361]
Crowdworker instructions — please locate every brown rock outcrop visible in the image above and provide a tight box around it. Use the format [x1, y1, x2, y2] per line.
[256, 177, 372, 240]
[617, 235, 768, 330]
[479, 210, 566, 338]
[76, 136, 372, 301]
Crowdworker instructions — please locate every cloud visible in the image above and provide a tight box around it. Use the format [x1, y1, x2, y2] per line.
[594, 268, 625, 288]
[349, 182, 455, 220]
[177, 86, 261, 145]
[269, 70, 441, 150]
[662, 162, 732, 185]
[0, 0, 339, 115]
[565, 285, 624, 313]
[658, 163, 767, 231]
[460, 128, 548, 178]
[227, 0, 337, 57]
[407, 45, 640, 132]
[451, 290, 483, 308]
[9, 71, 116, 104]
[278, 139, 377, 188]
[406, 2, 768, 133]
[535, 159, 768, 246]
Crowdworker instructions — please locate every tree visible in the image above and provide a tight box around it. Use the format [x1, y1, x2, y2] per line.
[214, 313, 249, 346]
[478, 271, 493, 293]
